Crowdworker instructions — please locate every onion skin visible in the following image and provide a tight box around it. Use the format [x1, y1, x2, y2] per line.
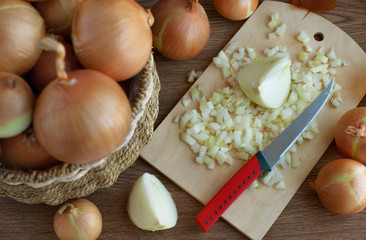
[72, 0, 154, 81]
[35, 0, 84, 37]
[334, 107, 366, 164]
[151, 0, 210, 60]
[0, 73, 35, 138]
[310, 158, 366, 215]
[33, 69, 132, 164]
[30, 35, 82, 92]
[0, 127, 58, 170]
[54, 198, 102, 240]
[0, 0, 46, 75]
[292, 0, 338, 12]
[214, 0, 258, 21]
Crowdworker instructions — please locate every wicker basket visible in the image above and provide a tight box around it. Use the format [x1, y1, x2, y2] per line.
[0, 53, 160, 205]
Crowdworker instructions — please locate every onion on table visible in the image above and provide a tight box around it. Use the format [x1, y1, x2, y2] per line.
[72, 0, 154, 81]
[0, 0, 46, 75]
[214, 0, 258, 21]
[151, 0, 210, 60]
[33, 37, 132, 165]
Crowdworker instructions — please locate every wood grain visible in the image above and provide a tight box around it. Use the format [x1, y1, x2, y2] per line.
[0, 0, 365, 240]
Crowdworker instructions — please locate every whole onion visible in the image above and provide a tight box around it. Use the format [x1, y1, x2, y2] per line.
[0, 0, 46, 75]
[35, 0, 85, 37]
[33, 37, 132, 164]
[151, 0, 210, 60]
[214, 0, 258, 21]
[72, 0, 154, 81]
[0, 73, 35, 138]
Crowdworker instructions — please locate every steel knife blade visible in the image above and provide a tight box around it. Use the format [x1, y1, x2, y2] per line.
[195, 78, 334, 232]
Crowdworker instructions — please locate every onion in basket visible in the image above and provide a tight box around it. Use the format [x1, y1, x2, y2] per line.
[33, 37, 132, 164]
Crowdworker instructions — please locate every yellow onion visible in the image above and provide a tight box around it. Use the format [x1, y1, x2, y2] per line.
[35, 0, 84, 37]
[334, 107, 366, 164]
[0, 127, 58, 170]
[30, 35, 82, 92]
[151, 0, 210, 60]
[72, 0, 154, 81]
[310, 158, 366, 215]
[0, 73, 35, 138]
[54, 199, 102, 240]
[214, 0, 258, 21]
[33, 37, 132, 164]
[0, 0, 46, 75]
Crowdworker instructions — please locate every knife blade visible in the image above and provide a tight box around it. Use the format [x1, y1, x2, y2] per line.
[195, 78, 334, 232]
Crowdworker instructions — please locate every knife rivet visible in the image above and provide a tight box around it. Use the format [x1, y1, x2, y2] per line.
[243, 180, 247, 184]
[210, 216, 214, 219]
[205, 221, 209, 224]
[215, 210, 218, 214]
[220, 205, 223, 209]
[229, 195, 232, 199]
[238, 185, 242, 189]
[248, 176, 252, 180]
[224, 200, 228, 204]
[253, 171, 256, 175]
[234, 190, 237, 194]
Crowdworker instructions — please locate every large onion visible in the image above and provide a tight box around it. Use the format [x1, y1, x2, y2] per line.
[310, 158, 366, 215]
[0, 73, 35, 138]
[30, 35, 82, 92]
[0, 127, 58, 170]
[35, 0, 84, 37]
[151, 0, 210, 60]
[214, 0, 258, 21]
[0, 0, 46, 75]
[72, 0, 154, 81]
[33, 37, 132, 164]
[334, 107, 366, 164]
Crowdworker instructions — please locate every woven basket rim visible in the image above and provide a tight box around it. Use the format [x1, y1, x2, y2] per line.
[0, 53, 156, 187]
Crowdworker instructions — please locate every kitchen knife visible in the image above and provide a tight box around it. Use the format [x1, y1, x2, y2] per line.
[195, 78, 334, 232]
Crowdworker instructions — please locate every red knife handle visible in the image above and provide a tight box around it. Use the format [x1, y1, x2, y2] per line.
[195, 153, 264, 232]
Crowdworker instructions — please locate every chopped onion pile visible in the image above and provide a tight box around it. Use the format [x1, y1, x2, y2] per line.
[267, 13, 287, 39]
[177, 13, 350, 190]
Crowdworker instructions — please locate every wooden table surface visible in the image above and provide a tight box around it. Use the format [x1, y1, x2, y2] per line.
[1, 0, 365, 239]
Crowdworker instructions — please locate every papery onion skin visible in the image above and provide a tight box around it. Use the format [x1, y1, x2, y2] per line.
[310, 158, 366, 215]
[54, 198, 102, 240]
[334, 107, 366, 164]
[0, 127, 59, 170]
[0, 0, 46, 75]
[33, 69, 132, 164]
[30, 35, 82, 92]
[151, 0, 210, 60]
[0, 73, 35, 138]
[72, 0, 154, 81]
[292, 0, 338, 12]
[214, 0, 258, 21]
[35, 0, 84, 37]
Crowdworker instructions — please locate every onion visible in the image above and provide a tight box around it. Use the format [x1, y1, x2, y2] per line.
[0, 0, 46, 75]
[292, 0, 338, 12]
[35, 0, 84, 37]
[0, 127, 58, 170]
[310, 158, 366, 215]
[72, 0, 154, 81]
[334, 107, 366, 164]
[30, 35, 82, 92]
[214, 0, 258, 21]
[151, 0, 210, 60]
[54, 198, 102, 240]
[0, 73, 35, 138]
[33, 37, 132, 164]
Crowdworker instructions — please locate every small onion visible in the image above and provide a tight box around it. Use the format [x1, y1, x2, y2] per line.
[334, 107, 366, 164]
[54, 198, 102, 240]
[310, 158, 366, 215]
[33, 37, 132, 164]
[214, 0, 258, 21]
[0, 0, 46, 75]
[35, 0, 84, 37]
[151, 0, 210, 60]
[72, 0, 154, 81]
[0, 73, 35, 138]
[30, 35, 82, 92]
[0, 127, 58, 170]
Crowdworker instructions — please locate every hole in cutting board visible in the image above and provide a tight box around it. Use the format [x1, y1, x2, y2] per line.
[314, 32, 324, 41]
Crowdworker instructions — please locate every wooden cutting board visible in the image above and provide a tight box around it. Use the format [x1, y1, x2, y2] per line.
[141, 1, 366, 239]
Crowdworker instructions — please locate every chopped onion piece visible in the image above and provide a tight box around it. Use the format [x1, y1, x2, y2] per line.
[267, 12, 279, 28]
[275, 23, 287, 36]
[296, 31, 310, 44]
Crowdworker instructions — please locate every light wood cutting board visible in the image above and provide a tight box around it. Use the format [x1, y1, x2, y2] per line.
[141, 1, 366, 239]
